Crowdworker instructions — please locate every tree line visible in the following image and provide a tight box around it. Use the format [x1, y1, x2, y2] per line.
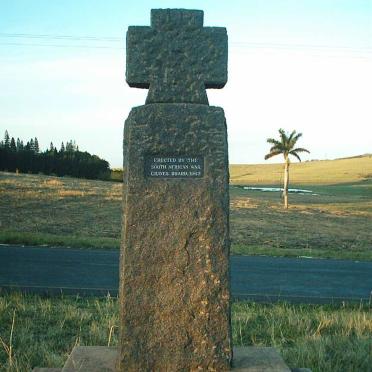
[0, 130, 110, 180]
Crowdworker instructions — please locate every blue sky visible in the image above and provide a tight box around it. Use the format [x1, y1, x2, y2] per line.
[1, 0, 371, 167]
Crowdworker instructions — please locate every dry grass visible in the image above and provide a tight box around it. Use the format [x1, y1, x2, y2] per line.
[230, 155, 372, 185]
[42, 179, 63, 187]
[230, 185, 372, 260]
[228, 156, 372, 259]
[1, 169, 371, 260]
[0, 172, 122, 240]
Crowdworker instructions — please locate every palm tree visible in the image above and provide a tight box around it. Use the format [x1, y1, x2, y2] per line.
[265, 129, 310, 209]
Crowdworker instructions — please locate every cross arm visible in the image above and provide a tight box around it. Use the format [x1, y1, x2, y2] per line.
[202, 27, 228, 89]
[126, 26, 153, 88]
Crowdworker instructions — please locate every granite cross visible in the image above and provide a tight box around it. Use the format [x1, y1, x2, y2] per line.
[119, 9, 232, 371]
[126, 9, 228, 104]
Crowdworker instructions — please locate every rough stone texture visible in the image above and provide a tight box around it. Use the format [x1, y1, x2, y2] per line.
[118, 103, 231, 371]
[126, 9, 227, 105]
[232, 347, 291, 372]
[62, 346, 117, 372]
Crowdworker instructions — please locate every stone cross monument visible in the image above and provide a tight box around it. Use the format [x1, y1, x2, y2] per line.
[126, 9, 227, 104]
[119, 8, 232, 371]
[31, 9, 309, 372]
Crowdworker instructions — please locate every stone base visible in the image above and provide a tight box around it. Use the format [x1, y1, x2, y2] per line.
[233, 346, 290, 371]
[33, 346, 311, 371]
[62, 346, 117, 372]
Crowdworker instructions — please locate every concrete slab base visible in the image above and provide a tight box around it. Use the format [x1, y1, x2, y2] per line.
[233, 346, 291, 371]
[33, 345, 311, 371]
[62, 346, 117, 372]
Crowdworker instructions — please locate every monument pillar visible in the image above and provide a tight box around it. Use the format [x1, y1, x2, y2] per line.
[32, 9, 309, 372]
[118, 8, 232, 371]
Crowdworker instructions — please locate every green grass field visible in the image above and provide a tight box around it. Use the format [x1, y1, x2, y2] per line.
[1, 155, 371, 260]
[0, 293, 371, 372]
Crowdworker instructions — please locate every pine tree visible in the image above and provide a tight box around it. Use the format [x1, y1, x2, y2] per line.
[0, 132, 109, 180]
[4, 130, 10, 148]
[34, 137, 39, 153]
[72, 140, 77, 152]
[64, 140, 78, 152]
[29, 138, 35, 152]
[10, 137, 16, 151]
[66, 140, 72, 152]
[16, 138, 23, 151]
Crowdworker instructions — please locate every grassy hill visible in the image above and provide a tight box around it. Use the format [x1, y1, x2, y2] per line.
[230, 154, 372, 185]
[111, 155, 372, 185]
[1, 155, 371, 260]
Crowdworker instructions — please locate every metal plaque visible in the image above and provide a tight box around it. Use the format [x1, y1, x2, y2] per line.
[145, 156, 204, 178]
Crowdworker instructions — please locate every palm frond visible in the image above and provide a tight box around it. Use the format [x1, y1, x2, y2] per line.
[265, 128, 309, 164]
[267, 138, 282, 146]
[278, 129, 288, 147]
[269, 144, 285, 152]
[289, 132, 303, 148]
[264, 150, 283, 160]
[289, 151, 302, 162]
[292, 147, 310, 154]
[288, 130, 297, 143]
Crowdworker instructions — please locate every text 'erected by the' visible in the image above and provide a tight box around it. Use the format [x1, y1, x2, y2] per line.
[145, 156, 204, 178]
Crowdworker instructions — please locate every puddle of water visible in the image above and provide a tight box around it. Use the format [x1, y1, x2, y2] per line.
[241, 186, 318, 196]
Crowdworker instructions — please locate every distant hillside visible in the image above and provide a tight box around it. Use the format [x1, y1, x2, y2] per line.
[230, 154, 372, 185]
